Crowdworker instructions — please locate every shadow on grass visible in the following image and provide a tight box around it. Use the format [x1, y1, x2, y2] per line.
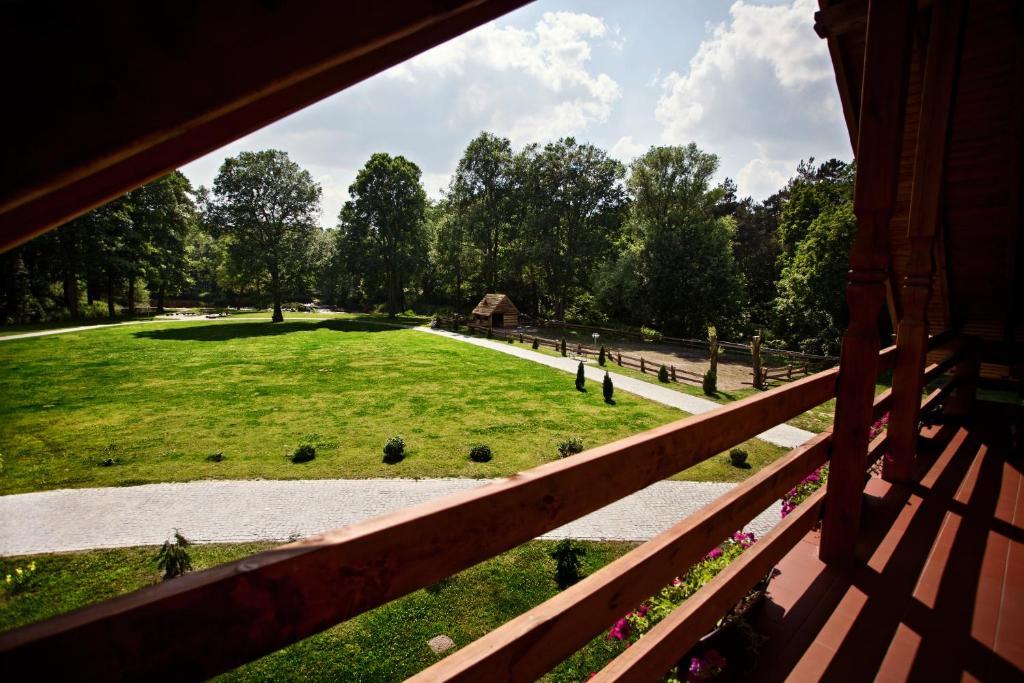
[132, 319, 407, 342]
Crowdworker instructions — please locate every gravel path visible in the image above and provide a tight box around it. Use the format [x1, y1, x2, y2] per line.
[416, 327, 815, 449]
[0, 478, 782, 556]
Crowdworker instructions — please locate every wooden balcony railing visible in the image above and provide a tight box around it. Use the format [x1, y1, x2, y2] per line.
[0, 333, 960, 680]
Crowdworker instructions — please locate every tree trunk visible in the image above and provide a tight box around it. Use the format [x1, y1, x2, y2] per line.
[157, 285, 165, 313]
[127, 276, 136, 316]
[270, 270, 283, 322]
[63, 269, 79, 319]
[106, 270, 116, 318]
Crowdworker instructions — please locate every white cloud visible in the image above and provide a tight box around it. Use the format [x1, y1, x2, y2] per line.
[654, 0, 849, 198]
[610, 135, 647, 162]
[385, 11, 621, 144]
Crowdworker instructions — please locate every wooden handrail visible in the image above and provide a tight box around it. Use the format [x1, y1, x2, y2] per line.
[923, 347, 961, 383]
[411, 432, 831, 681]
[0, 368, 840, 679]
[594, 486, 827, 681]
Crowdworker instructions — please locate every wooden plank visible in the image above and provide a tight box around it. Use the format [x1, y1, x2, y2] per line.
[821, 0, 916, 565]
[0, 0, 531, 252]
[594, 486, 827, 682]
[886, 0, 966, 483]
[411, 432, 832, 682]
[0, 368, 840, 680]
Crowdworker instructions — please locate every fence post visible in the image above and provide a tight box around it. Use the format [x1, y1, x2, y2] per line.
[787, 365, 793, 379]
[640, 357, 646, 373]
[670, 365, 677, 382]
[709, 327, 720, 376]
[617, 353, 622, 366]
[751, 334, 763, 389]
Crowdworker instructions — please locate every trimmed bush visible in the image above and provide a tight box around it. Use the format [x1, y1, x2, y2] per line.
[557, 436, 584, 458]
[729, 448, 749, 467]
[560, 338, 567, 356]
[206, 451, 225, 462]
[550, 539, 586, 589]
[598, 345, 606, 366]
[155, 530, 193, 580]
[469, 444, 493, 463]
[702, 369, 717, 396]
[383, 435, 406, 463]
[532, 337, 540, 350]
[603, 371, 614, 403]
[507, 335, 513, 344]
[292, 443, 316, 463]
[658, 364, 669, 383]
[575, 361, 586, 391]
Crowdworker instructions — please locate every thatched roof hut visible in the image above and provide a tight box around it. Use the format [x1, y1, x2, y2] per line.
[471, 293, 519, 328]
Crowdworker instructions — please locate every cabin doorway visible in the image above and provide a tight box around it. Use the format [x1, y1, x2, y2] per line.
[491, 313, 504, 328]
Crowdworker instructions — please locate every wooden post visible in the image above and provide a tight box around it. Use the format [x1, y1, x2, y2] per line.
[709, 327, 719, 376]
[751, 335, 762, 389]
[670, 365, 677, 382]
[617, 353, 622, 367]
[820, 0, 915, 566]
[945, 337, 979, 416]
[640, 357, 646, 374]
[885, 0, 964, 483]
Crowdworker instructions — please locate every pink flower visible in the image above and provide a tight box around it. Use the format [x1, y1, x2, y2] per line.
[705, 649, 727, 669]
[634, 603, 650, 618]
[608, 617, 632, 641]
[706, 547, 723, 560]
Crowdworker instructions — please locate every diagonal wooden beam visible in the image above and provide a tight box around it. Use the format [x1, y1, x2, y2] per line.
[0, 0, 532, 253]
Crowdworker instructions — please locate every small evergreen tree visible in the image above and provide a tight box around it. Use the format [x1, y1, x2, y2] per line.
[575, 361, 586, 391]
[703, 369, 717, 395]
[550, 539, 586, 589]
[658, 364, 669, 382]
[155, 530, 193, 580]
[532, 337, 540, 350]
[603, 372, 614, 403]
[598, 345, 606, 366]
[560, 338, 567, 356]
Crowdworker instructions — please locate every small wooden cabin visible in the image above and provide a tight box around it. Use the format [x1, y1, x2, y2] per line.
[471, 293, 519, 328]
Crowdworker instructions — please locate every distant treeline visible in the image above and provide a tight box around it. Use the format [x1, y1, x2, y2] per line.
[0, 133, 858, 354]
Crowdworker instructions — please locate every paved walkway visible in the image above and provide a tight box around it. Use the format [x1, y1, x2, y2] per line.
[416, 327, 815, 449]
[0, 478, 782, 556]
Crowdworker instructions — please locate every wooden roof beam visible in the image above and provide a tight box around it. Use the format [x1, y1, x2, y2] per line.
[0, 0, 531, 253]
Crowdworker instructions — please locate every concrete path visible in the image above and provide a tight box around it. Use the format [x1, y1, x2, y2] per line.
[0, 478, 782, 556]
[417, 327, 815, 449]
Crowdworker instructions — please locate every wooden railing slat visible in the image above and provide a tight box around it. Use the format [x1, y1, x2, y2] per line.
[594, 486, 827, 682]
[410, 432, 831, 682]
[0, 368, 839, 680]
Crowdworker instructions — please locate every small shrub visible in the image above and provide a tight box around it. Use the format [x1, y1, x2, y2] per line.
[598, 345, 606, 366]
[550, 539, 586, 589]
[291, 443, 316, 463]
[99, 457, 117, 467]
[702, 369, 717, 396]
[640, 325, 663, 341]
[560, 338, 567, 356]
[603, 371, 614, 404]
[155, 530, 193, 580]
[3, 561, 38, 595]
[206, 451, 225, 463]
[486, 327, 493, 339]
[575, 361, 586, 391]
[532, 337, 540, 350]
[469, 444, 493, 462]
[507, 335, 513, 344]
[383, 435, 406, 463]
[658, 364, 669, 383]
[729, 448, 748, 467]
[430, 314, 440, 329]
[557, 436, 584, 458]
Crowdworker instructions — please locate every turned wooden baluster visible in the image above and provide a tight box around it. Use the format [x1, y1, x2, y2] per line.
[820, 0, 916, 565]
[886, 0, 965, 483]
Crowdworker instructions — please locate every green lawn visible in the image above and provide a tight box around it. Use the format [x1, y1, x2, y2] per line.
[0, 317, 783, 494]
[0, 541, 635, 681]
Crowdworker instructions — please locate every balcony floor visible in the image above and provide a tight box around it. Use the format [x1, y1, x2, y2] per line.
[747, 402, 1023, 682]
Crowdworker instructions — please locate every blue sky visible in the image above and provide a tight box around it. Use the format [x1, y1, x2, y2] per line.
[182, 0, 852, 224]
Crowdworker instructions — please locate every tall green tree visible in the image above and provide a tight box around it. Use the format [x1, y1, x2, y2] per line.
[211, 150, 322, 322]
[339, 153, 427, 318]
[623, 144, 745, 336]
[129, 171, 196, 312]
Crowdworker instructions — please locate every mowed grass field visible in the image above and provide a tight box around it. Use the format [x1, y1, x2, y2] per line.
[0, 541, 635, 681]
[0, 316, 784, 494]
